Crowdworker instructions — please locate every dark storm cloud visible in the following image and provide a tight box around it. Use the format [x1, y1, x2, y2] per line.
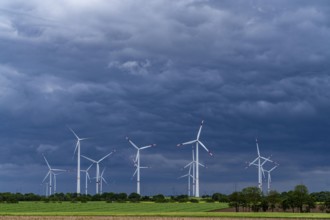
[1, 0, 330, 194]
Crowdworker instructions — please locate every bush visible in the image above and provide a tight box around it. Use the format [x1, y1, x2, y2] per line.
[128, 192, 141, 202]
[190, 199, 199, 203]
[204, 198, 215, 203]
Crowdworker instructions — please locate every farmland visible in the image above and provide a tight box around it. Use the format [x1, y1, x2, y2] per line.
[0, 202, 330, 219]
[0, 201, 226, 214]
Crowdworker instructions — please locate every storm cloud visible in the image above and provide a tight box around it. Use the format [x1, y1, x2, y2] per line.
[1, 0, 330, 195]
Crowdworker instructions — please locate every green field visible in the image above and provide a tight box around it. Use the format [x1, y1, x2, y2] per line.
[0, 202, 329, 219]
[0, 201, 226, 214]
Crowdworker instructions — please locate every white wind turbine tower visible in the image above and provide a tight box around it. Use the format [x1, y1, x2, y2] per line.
[262, 165, 278, 193]
[42, 155, 66, 196]
[82, 151, 114, 194]
[177, 120, 213, 197]
[68, 127, 88, 194]
[248, 138, 272, 191]
[81, 164, 93, 195]
[45, 183, 49, 197]
[126, 136, 156, 195]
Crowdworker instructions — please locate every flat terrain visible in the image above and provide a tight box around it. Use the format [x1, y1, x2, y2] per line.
[0, 202, 329, 219]
[0, 201, 226, 213]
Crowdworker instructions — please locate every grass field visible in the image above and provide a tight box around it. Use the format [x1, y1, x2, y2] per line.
[0, 202, 329, 219]
[0, 202, 226, 214]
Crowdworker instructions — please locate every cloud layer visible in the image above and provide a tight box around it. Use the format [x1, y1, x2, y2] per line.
[1, 0, 330, 195]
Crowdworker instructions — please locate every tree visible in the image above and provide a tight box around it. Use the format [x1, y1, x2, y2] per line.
[280, 198, 290, 212]
[286, 190, 297, 212]
[305, 196, 316, 213]
[293, 184, 309, 213]
[324, 198, 330, 213]
[116, 193, 128, 202]
[175, 195, 189, 203]
[153, 194, 166, 203]
[260, 197, 269, 212]
[212, 193, 229, 202]
[228, 192, 242, 212]
[267, 190, 280, 212]
[128, 193, 141, 202]
[104, 192, 116, 202]
[242, 187, 262, 212]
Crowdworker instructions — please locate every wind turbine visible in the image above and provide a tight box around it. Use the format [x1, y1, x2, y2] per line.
[177, 120, 213, 197]
[68, 127, 88, 194]
[126, 136, 156, 195]
[262, 165, 278, 193]
[81, 164, 93, 195]
[42, 155, 66, 196]
[182, 146, 201, 197]
[82, 151, 114, 194]
[53, 172, 66, 194]
[248, 138, 272, 191]
[178, 163, 194, 196]
[99, 168, 108, 194]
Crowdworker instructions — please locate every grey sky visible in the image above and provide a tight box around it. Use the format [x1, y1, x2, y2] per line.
[0, 0, 330, 195]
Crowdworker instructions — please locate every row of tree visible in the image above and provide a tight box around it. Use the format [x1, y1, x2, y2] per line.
[0, 192, 203, 203]
[1, 184, 330, 213]
[227, 185, 330, 213]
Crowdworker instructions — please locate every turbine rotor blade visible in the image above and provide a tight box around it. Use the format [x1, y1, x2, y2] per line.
[98, 151, 114, 163]
[260, 156, 273, 163]
[52, 169, 66, 172]
[101, 168, 106, 177]
[198, 162, 205, 167]
[261, 157, 270, 166]
[177, 140, 196, 147]
[261, 167, 266, 178]
[134, 153, 139, 164]
[81, 155, 97, 163]
[102, 177, 108, 184]
[178, 174, 189, 179]
[43, 155, 51, 169]
[73, 141, 79, 157]
[184, 161, 194, 169]
[198, 141, 213, 156]
[196, 120, 204, 140]
[140, 144, 156, 150]
[269, 166, 277, 172]
[42, 171, 50, 183]
[132, 168, 138, 178]
[86, 163, 93, 172]
[68, 126, 80, 140]
[256, 138, 260, 156]
[126, 136, 139, 150]
[248, 157, 259, 166]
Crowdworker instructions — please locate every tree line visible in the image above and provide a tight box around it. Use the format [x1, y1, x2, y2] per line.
[1, 184, 330, 213]
[226, 185, 330, 213]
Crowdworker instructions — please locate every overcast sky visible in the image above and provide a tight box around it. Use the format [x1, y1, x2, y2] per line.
[1, 0, 330, 196]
